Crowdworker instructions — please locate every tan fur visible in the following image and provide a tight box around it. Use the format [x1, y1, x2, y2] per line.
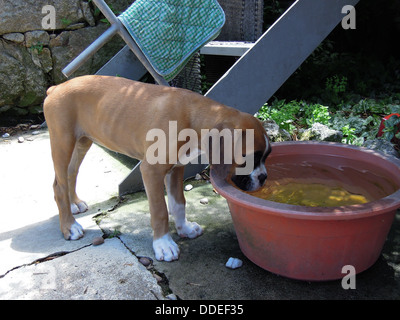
[44, 75, 267, 245]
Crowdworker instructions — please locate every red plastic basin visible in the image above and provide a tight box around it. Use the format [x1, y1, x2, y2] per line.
[210, 141, 400, 281]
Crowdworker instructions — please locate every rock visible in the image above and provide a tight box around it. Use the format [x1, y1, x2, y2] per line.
[225, 257, 243, 269]
[363, 139, 399, 158]
[50, 25, 125, 84]
[25, 30, 50, 47]
[18, 137, 25, 143]
[92, 236, 105, 246]
[166, 293, 178, 300]
[49, 32, 69, 47]
[0, 39, 47, 109]
[0, 0, 85, 35]
[262, 119, 292, 142]
[81, 1, 96, 27]
[200, 198, 209, 205]
[66, 23, 86, 31]
[184, 184, 193, 191]
[11, 107, 29, 116]
[2, 33, 25, 43]
[139, 257, 152, 267]
[299, 123, 342, 142]
[30, 47, 53, 73]
[153, 273, 163, 282]
[0, 105, 11, 113]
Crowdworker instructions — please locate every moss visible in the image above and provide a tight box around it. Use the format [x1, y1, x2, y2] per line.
[18, 91, 40, 107]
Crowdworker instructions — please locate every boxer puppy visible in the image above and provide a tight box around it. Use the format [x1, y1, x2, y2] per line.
[44, 75, 270, 261]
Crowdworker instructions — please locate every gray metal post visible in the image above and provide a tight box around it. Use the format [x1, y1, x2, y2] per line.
[62, 23, 119, 76]
[205, 0, 360, 113]
[62, 0, 169, 86]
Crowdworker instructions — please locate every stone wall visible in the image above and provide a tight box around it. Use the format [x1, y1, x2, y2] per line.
[0, 0, 130, 116]
[0, 0, 264, 117]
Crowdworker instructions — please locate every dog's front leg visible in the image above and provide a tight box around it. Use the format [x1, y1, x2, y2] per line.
[140, 161, 179, 261]
[165, 166, 203, 239]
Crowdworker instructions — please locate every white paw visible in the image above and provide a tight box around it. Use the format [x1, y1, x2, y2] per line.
[71, 201, 88, 215]
[69, 221, 84, 240]
[153, 233, 180, 262]
[177, 221, 203, 239]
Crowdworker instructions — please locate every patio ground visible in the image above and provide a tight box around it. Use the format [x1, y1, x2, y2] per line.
[1, 128, 399, 300]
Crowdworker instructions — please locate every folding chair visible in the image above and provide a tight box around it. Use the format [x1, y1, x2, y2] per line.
[62, 0, 225, 85]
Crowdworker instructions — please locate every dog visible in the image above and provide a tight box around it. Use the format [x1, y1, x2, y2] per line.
[43, 75, 270, 261]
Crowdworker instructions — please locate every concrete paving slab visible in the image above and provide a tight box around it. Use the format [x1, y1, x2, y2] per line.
[0, 130, 128, 275]
[98, 181, 400, 300]
[0, 129, 162, 300]
[0, 238, 163, 300]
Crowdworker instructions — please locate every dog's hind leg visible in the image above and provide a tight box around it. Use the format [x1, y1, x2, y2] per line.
[50, 133, 84, 240]
[68, 137, 93, 214]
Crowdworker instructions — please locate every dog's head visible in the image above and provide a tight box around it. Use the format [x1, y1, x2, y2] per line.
[205, 114, 271, 192]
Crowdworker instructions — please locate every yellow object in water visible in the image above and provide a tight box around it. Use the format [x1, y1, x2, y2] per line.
[249, 182, 370, 207]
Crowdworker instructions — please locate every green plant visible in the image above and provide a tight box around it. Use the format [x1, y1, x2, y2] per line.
[61, 17, 72, 26]
[30, 43, 44, 54]
[341, 125, 359, 145]
[258, 99, 300, 133]
[94, 3, 121, 25]
[324, 75, 348, 107]
[326, 75, 347, 94]
[382, 114, 400, 141]
[258, 94, 400, 147]
[303, 104, 331, 126]
[259, 100, 332, 133]
[107, 229, 121, 239]
[353, 98, 389, 115]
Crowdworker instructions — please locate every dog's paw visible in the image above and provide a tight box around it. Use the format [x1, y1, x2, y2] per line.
[63, 221, 84, 240]
[177, 221, 203, 239]
[153, 233, 180, 262]
[71, 201, 88, 215]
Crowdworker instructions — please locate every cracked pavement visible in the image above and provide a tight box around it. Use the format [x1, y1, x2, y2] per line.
[1, 128, 400, 300]
[0, 129, 164, 299]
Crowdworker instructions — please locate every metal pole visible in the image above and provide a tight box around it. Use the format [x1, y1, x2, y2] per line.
[205, 0, 360, 114]
[62, 0, 169, 86]
[62, 24, 118, 76]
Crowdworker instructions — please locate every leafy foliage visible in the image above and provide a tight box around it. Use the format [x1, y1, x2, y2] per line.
[382, 115, 400, 141]
[259, 1, 400, 149]
[257, 95, 400, 146]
